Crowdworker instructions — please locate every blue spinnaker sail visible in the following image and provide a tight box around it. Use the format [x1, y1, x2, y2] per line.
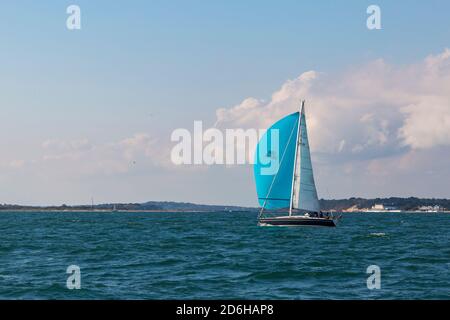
[254, 112, 299, 210]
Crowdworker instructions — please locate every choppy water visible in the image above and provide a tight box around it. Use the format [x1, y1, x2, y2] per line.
[0, 211, 449, 299]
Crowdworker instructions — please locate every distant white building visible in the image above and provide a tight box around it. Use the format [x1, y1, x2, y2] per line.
[372, 204, 385, 210]
[418, 205, 441, 212]
[366, 204, 401, 213]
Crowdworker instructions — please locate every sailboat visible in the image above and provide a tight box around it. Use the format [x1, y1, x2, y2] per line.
[254, 100, 341, 227]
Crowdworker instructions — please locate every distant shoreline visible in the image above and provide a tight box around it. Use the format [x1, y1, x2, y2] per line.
[342, 210, 450, 214]
[0, 209, 449, 214]
[1, 197, 449, 213]
[0, 209, 241, 213]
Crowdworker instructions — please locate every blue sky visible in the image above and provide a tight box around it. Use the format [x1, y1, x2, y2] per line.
[1, 1, 449, 206]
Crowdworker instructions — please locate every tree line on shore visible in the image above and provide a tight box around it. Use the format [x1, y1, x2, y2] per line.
[0, 197, 449, 211]
[319, 197, 449, 211]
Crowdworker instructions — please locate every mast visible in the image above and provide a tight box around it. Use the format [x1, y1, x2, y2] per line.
[289, 100, 304, 216]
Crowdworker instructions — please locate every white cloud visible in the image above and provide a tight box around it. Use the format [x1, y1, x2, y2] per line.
[212, 49, 450, 199]
[398, 98, 450, 149]
[214, 49, 450, 157]
[42, 138, 91, 151]
[216, 71, 318, 130]
[33, 134, 166, 177]
[9, 159, 25, 168]
[118, 133, 158, 161]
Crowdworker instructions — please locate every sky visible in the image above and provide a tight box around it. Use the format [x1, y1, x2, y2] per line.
[0, 1, 449, 206]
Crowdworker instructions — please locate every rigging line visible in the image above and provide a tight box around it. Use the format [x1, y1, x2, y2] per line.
[258, 116, 299, 220]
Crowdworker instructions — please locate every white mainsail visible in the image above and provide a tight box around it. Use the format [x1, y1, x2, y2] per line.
[290, 101, 320, 213]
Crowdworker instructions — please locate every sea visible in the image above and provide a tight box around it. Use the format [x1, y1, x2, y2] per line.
[0, 211, 449, 299]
